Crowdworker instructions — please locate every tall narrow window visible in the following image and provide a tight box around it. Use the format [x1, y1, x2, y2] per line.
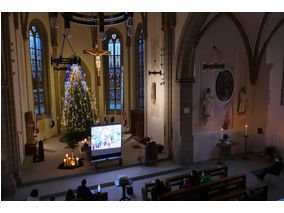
[138, 28, 145, 108]
[29, 25, 45, 115]
[107, 33, 122, 111]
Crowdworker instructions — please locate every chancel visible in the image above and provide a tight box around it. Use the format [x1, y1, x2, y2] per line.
[2, 9, 284, 202]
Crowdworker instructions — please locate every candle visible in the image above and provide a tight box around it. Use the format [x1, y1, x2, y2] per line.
[76, 157, 79, 166]
[66, 154, 68, 165]
[64, 159, 66, 167]
[68, 157, 71, 166]
[245, 125, 248, 136]
[221, 128, 224, 139]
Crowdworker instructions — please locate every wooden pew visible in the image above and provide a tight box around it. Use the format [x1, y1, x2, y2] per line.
[208, 183, 268, 201]
[158, 173, 246, 201]
[142, 165, 228, 201]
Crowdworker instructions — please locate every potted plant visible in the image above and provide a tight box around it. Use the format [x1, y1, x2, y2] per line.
[260, 145, 278, 160]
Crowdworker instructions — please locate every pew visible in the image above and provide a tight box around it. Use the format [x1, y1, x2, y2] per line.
[158, 173, 246, 201]
[208, 183, 268, 201]
[142, 165, 228, 201]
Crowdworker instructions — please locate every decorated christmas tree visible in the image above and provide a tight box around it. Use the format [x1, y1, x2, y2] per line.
[61, 64, 99, 141]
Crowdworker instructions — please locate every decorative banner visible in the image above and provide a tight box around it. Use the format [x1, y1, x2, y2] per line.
[222, 102, 233, 130]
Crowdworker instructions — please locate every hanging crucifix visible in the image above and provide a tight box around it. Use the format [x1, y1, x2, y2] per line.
[83, 39, 111, 86]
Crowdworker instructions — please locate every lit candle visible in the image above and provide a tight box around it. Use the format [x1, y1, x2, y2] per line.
[221, 128, 224, 139]
[64, 159, 66, 167]
[76, 157, 79, 166]
[245, 125, 248, 136]
[68, 157, 71, 166]
[84, 138, 87, 143]
[66, 154, 68, 165]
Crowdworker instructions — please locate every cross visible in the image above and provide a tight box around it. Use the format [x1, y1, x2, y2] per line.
[83, 43, 111, 86]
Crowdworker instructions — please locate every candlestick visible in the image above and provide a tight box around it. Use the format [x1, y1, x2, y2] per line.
[76, 157, 79, 166]
[245, 125, 248, 136]
[64, 159, 66, 167]
[221, 128, 224, 139]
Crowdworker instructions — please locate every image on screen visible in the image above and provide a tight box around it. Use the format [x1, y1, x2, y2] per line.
[91, 124, 121, 151]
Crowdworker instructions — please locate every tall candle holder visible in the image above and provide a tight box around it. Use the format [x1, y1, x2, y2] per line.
[242, 135, 249, 160]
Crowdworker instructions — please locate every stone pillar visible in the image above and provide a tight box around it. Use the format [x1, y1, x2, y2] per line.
[49, 16, 61, 134]
[1, 12, 22, 200]
[162, 13, 176, 159]
[179, 83, 194, 163]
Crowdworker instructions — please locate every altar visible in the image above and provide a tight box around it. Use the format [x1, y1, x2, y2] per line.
[216, 141, 237, 164]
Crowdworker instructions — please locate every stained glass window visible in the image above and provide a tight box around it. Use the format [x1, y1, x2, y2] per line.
[29, 25, 45, 115]
[138, 28, 145, 108]
[107, 33, 122, 111]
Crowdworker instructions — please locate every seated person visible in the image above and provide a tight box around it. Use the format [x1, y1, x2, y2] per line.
[26, 189, 39, 201]
[200, 171, 212, 184]
[188, 170, 201, 187]
[151, 179, 167, 201]
[256, 157, 283, 179]
[66, 189, 76, 201]
[164, 179, 172, 193]
[76, 179, 93, 201]
[181, 178, 191, 189]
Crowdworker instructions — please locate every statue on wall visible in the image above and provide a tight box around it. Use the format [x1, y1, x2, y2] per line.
[203, 88, 215, 123]
[238, 87, 248, 115]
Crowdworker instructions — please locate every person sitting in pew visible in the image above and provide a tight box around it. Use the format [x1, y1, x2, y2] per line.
[200, 171, 212, 184]
[164, 179, 172, 192]
[76, 179, 93, 201]
[188, 170, 201, 186]
[151, 179, 167, 201]
[66, 189, 76, 201]
[181, 178, 191, 189]
[256, 157, 283, 179]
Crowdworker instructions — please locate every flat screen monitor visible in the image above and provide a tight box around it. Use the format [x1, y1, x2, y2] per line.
[91, 123, 122, 161]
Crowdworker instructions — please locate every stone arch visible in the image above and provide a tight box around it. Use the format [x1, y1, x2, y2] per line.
[175, 13, 209, 81]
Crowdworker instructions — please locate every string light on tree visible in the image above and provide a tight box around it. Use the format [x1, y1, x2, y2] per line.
[61, 64, 99, 133]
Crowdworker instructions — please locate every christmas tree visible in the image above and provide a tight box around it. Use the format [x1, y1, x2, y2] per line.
[61, 64, 99, 139]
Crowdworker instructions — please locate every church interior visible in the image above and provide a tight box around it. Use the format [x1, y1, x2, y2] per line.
[1, 6, 284, 204]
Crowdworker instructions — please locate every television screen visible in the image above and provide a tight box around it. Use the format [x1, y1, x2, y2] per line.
[91, 123, 122, 160]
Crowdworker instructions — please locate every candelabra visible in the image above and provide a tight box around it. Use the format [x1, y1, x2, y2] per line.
[242, 135, 249, 160]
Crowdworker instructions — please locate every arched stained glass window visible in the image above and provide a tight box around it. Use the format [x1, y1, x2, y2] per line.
[138, 28, 144, 108]
[29, 25, 45, 115]
[107, 33, 123, 111]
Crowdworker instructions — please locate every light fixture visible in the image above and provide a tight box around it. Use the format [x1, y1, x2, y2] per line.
[148, 59, 162, 76]
[202, 45, 225, 72]
[50, 12, 135, 39]
[51, 34, 80, 71]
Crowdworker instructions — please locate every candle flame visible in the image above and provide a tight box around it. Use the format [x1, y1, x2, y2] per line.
[221, 128, 223, 131]
[245, 125, 247, 127]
